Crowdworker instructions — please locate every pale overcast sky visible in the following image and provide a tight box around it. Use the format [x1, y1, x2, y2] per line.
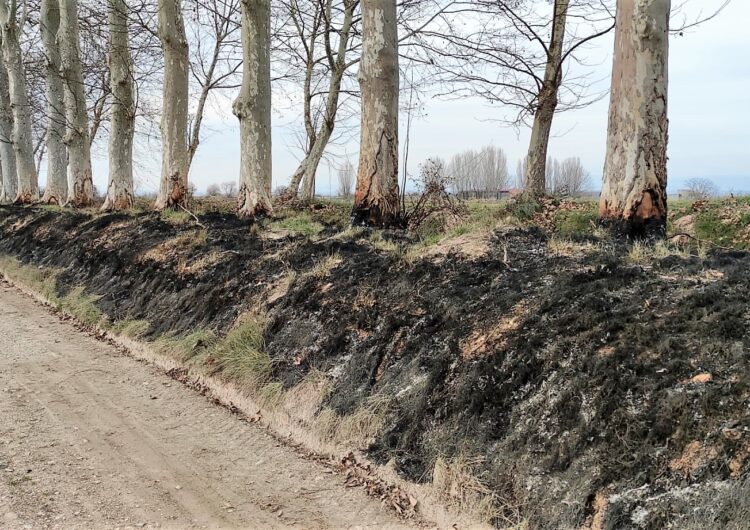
[83, 0, 748, 196]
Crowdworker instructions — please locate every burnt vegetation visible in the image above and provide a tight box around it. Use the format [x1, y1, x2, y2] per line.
[1, 199, 748, 528]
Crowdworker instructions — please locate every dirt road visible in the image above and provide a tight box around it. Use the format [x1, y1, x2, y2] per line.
[0, 282, 410, 529]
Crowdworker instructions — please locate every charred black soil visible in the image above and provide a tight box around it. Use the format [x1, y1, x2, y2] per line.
[1, 204, 748, 529]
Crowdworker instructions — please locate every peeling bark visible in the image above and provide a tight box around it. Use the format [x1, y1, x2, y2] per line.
[40, 0, 67, 205]
[101, 0, 134, 211]
[0, 39, 16, 204]
[0, 0, 38, 203]
[599, 0, 670, 236]
[525, 0, 568, 197]
[233, 0, 273, 219]
[352, 0, 400, 227]
[59, 0, 94, 207]
[155, 0, 190, 211]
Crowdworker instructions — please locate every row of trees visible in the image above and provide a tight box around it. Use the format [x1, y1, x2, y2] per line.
[0, 0, 683, 233]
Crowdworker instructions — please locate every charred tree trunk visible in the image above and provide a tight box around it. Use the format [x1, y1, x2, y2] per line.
[101, 0, 135, 211]
[352, 0, 400, 227]
[599, 0, 670, 236]
[0, 1, 38, 203]
[233, 0, 273, 219]
[525, 0, 568, 197]
[155, 0, 189, 210]
[59, 0, 94, 207]
[40, 0, 67, 204]
[0, 42, 16, 204]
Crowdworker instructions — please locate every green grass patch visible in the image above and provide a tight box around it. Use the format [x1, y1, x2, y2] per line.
[208, 312, 272, 390]
[694, 211, 741, 247]
[0, 256, 59, 301]
[160, 208, 191, 224]
[555, 208, 598, 237]
[38, 204, 65, 213]
[269, 211, 323, 237]
[59, 286, 105, 327]
[504, 193, 541, 221]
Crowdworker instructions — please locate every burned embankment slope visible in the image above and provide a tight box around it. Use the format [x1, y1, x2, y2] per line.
[0, 205, 748, 529]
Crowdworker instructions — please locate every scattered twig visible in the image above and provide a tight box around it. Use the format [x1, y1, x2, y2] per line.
[178, 203, 207, 229]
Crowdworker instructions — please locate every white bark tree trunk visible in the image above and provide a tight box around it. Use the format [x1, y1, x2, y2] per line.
[525, 0, 568, 197]
[155, 0, 189, 210]
[232, 0, 273, 219]
[40, 0, 67, 205]
[352, 0, 400, 227]
[59, 0, 94, 207]
[0, 43, 16, 204]
[101, 0, 134, 211]
[0, 0, 38, 204]
[599, 0, 670, 236]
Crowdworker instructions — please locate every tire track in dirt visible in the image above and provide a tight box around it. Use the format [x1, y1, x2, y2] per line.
[0, 282, 411, 529]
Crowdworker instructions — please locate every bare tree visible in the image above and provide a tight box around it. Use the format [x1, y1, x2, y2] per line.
[156, 0, 190, 210]
[220, 180, 237, 197]
[102, 0, 135, 211]
[337, 158, 354, 198]
[0, 0, 38, 203]
[546, 156, 590, 196]
[448, 149, 476, 197]
[40, 0, 67, 204]
[60, 0, 94, 206]
[515, 157, 527, 189]
[352, 0, 400, 226]
[278, 0, 360, 201]
[233, 0, 273, 218]
[0, 42, 16, 203]
[279, 0, 451, 202]
[206, 182, 221, 196]
[599, 0, 670, 235]
[184, 0, 243, 173]
[524, 0, 569, 196]
[421, 0, 615, 196]
[683, 177, 718, 200]
[448, 145, 508, 199]
[477, 145, 508, 197]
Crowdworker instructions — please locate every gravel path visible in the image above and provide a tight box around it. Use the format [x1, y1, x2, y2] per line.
[0, 281, 409, 529]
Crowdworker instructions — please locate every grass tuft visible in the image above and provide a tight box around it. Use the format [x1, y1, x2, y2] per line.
[160, 208, 192, 224]
[208, 312, 272, 390]
[59, 286, 105, 327]
[432, 454, 523, 526]
[111, 319, 151, 338]
[156, 329, 218, 362]
[335, 394, 392, 446]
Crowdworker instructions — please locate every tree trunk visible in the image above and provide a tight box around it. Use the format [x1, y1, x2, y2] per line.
[59, 0, 93, 207]
[0, 1, 38, 204]
[352, 0, 400, 227]
[300, 123, 333, 200]
[101, 0, 135, 211]
[0, 43, 16, 204]
[232, 0, 273, 219]
[599, 0, 670, 236]
[40, 0, 67, 205]
[299, 74, 345, 201]
[155, 0, 189, 211]
[525, 0, 568, 197]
